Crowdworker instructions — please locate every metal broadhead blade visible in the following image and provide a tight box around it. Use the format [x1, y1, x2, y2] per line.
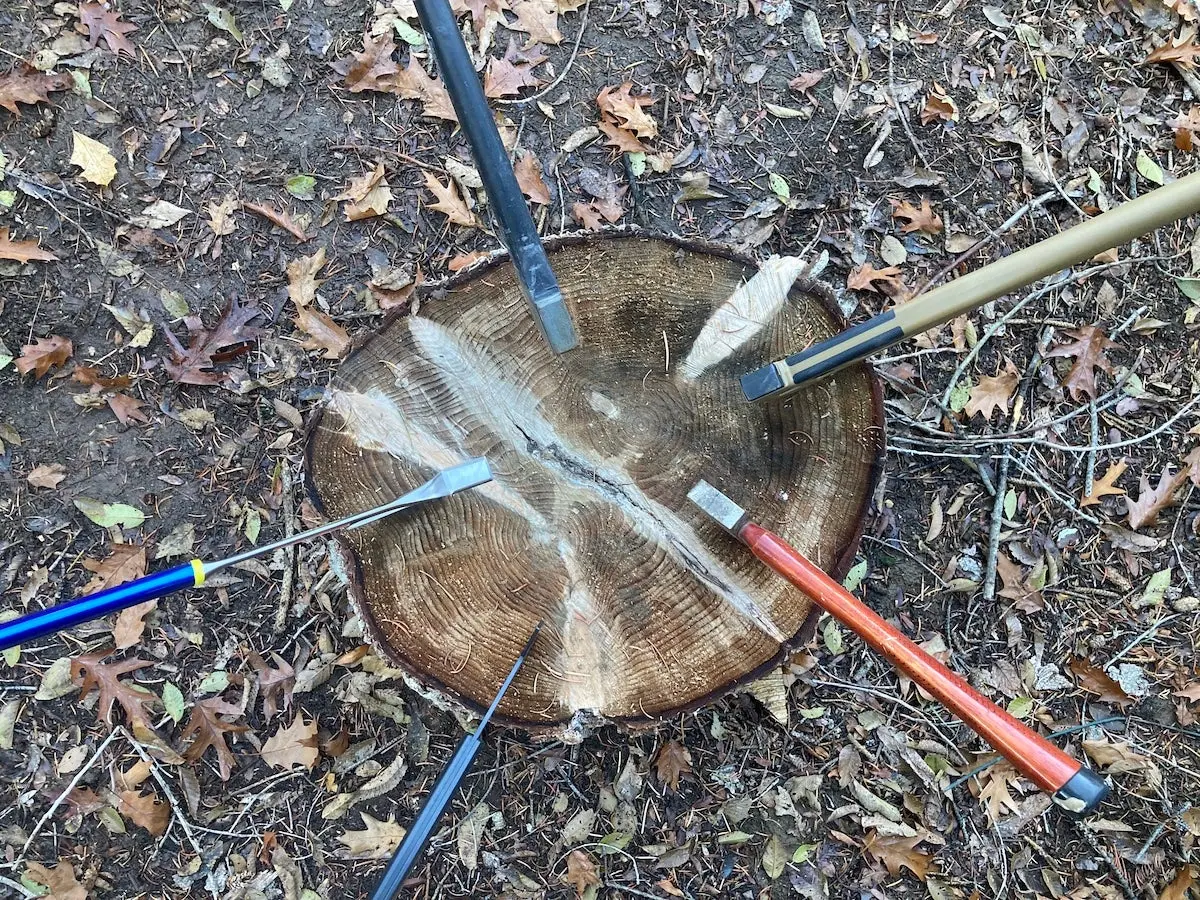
[346, 457, 493, 530]
[687, 480, 750, 535]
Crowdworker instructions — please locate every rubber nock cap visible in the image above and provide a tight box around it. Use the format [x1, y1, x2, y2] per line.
[1053, 766, 1110, 815]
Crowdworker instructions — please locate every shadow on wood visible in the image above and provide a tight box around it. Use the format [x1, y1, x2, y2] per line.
[304, 234, 884, 734]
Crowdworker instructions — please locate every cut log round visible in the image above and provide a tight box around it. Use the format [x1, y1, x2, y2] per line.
[304, 234, 883, 732]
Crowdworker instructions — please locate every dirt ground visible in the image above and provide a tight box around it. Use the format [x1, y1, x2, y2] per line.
[2, 0, 1200, 897]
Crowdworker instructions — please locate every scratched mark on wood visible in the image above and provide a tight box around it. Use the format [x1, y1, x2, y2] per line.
[305, 235, 883, 730]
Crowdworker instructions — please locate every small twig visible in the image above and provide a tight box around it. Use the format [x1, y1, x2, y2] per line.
[17, 728, 122, 862]
[1104, 613, 1181, 669]
[1076, 822, 1139, 900]
[1134, 801, 1191, 864]
[274, 465, 297, 632]
[981, 450, 1011, 604]
[1084, 398, 1099, 500]
[1009, 454, 1101, 526]
[0, 875, 36, 898]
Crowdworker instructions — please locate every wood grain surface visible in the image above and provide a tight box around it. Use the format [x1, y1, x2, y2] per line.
[305, 234, 883, 731]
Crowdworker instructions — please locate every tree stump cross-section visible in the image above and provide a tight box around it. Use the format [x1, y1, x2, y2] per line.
[305, 234, 884, 734]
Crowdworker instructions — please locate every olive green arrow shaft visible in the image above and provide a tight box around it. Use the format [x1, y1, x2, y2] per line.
[740, 169, 1200, 401]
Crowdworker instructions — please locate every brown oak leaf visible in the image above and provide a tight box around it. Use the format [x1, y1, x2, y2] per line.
[16, 335, 73, 379]
[336, 162, 393, 221]
[847, 263, 904, 294]
[654, 739, 692, 792]
[81, 542, 147, 594]
[0, 226, 58, 262]
[863, 830, 935, 880]
[334, 31, 400, 93]
[1068, 658, 1133, 708]
[597, 119, 648, 153]
[286, 247, 326, 308]
[891, 197, 943, 234]
[0, 67, 69, 116]
[920, 84, 958, 124]
[295, 306, 350, 359]
[118, 789, 168, 836]
[424, 172, 475, 226]
[71, 651, 158, 729]
[597, 82, 657, 138]
[514, 151, 551, 204]
[112, 600, 156, 650]
[108, 393, 149, 425]
[1127, 467, 1187, 530]
[162, 296, 263, 386]
[975, 761, 1022, 822]
[1081, 460, 1128, 507]
[24, 862, 87, 900]
[1160, 867, 1196, 900]
[995, 552, 1044, 613]
[247, 650, 295, 720]
[1146, 37, 1200, 68]
[455, 0, 511, 32]
[572, 198, 623, 230]
[181, 697, 249, 781]
[261, 715, 320, 770]
[484, 57, 540, 97]
[1047, 325, 1119, 401]
[392, 56, 457, 121]
[508, 0, 562, 45]
[964, 361, 1018, 420]
[788, 69, 826, 94]
[79, 2, 138, 56]
[337, 812, 408, 858]
[563, 849, 601, 896]
[1181, 445, 1200, 487]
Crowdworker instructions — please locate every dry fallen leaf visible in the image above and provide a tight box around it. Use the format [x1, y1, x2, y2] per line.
[334, 31, 400, 93]
[0, 66, 69, 116]
[24, 861, 87, 900]
[788, 69, 826, 94]
[338, 813, 407, 858]
[654, 739, 693, 792]
[181, 696, 249, 781]
[448, 250, 489, 272]
[112, 600, 156, 650]
[920, 83, 958, 124]
[16, 336, 73, 379]
[863, 830, 935, 880]
[118, 789, 168, 836]
[1128, 467, 1187, 531]
[1083, 739, 1162, 789]
[1082, 460, 1128, 506]
[261, 715, 320, 770]
[27, 463, 67, 489]
[70, 131, 118, 187]
[81, 543, 147, 595]
[975, 761, 1021, 821]
[247, 650, 295, 720]
[514, 151, 551, 204]
[424, 172, 475, 226]
[484, 57, 540, 98]
[0, 226, 58, 263]
[72, 651, 158, 729]
[1146, 37, 1200, 68]
[1068, 658, 1133, 708]
[206, 195, 239, 237]
[336, 162, 393, 221]
[1047, 325, 1118, 401]
[286, 247, 327, 308]
[162, 296, 263, 386]
[391, 56, 457, 121]
[295, 306, 351, 359]
[597, 82, 658, 139]
[243, 201, 308, 241]
[1160, 866, 1196, 900]
[847, 263, 904, 294]
[964, 361, 1018, 420]
[995, 552, 1044, 613]
[563, 849, 601, 896]
[1181, 445, 1200, 487]
[79, 2, 138, 55]
[891, 197, 943, 234]
[509, 0, 562, 45]
[108, 393, 149, 425]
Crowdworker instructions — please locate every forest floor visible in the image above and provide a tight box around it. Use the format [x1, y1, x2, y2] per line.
[2, 0, 1200, 897]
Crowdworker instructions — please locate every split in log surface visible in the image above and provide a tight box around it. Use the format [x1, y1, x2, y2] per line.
[305, 235, 883, 731]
